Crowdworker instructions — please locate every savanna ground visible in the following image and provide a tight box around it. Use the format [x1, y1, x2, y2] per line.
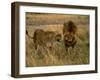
[26, 12, 89, 67]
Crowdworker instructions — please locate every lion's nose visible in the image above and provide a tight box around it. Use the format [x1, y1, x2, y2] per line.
[56, 39, 61, 42]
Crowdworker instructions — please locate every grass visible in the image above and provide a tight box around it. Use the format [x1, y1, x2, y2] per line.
[26, 25, 89, 67]
[26, 13, 89, 67]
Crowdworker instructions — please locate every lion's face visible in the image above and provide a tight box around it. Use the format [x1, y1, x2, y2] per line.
[64, 33, 73, 42]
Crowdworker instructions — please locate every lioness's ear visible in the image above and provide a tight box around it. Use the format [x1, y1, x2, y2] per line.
[63, 22, 68, 27]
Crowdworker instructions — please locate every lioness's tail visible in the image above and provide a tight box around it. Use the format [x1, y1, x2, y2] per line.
[26, 30, 34, 39]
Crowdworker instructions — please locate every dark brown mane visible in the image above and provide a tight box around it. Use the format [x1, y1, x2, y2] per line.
[63, 21, 78, 51]
[64, 21, 77, 34]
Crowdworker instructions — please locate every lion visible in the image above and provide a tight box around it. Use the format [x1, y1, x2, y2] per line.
[26, 29, 62, 50]
[63, 21, 78, 51]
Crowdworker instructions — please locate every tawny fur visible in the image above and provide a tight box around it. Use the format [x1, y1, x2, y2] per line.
[26, 29, 62, 50]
